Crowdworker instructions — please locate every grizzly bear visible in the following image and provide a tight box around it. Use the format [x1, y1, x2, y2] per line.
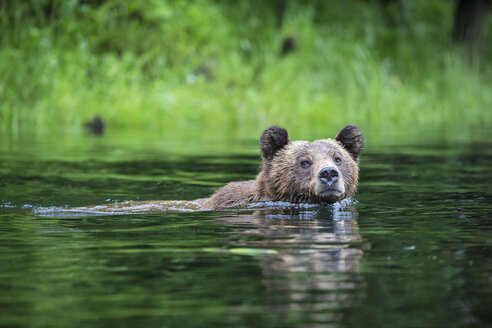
[198, 125, 363, 210]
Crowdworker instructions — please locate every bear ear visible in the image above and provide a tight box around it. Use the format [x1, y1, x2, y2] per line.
[260, 125, 290, 160]
[335, 125, 364, 162]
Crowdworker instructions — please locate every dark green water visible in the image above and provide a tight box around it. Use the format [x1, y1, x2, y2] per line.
[0, 133, 491, 328]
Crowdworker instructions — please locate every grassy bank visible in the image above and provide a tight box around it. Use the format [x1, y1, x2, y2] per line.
[1, 0, 491, 144]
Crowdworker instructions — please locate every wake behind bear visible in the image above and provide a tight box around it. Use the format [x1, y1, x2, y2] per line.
[55, 125, 363, 214]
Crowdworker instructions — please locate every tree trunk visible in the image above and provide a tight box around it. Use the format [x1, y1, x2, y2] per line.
[452, 0, 490, 60]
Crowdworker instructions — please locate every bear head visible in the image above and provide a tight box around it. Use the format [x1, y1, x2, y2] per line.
[258, 125, 364, 204]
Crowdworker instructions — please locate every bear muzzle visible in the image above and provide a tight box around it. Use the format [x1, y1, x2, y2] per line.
[314, 166, 345, 198]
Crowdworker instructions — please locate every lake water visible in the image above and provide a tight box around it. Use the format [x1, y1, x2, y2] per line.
[0, 133, 491, 328]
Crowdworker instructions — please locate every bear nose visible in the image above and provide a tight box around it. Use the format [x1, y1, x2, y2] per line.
[318, 167, 340, 186]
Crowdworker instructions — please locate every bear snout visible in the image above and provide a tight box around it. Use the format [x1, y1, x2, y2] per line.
[314, 165, 346, 200]
[318, 167, 340, 186]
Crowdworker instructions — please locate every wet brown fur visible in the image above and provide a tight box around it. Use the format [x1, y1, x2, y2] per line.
[200, 125, 363, 210]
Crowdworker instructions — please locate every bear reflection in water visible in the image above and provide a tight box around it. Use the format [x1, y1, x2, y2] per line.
[55, 125, 363, 215]
[221, 202, 367, 321]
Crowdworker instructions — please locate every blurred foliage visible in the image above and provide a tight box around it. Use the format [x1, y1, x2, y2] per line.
[0, 0, 491, 144]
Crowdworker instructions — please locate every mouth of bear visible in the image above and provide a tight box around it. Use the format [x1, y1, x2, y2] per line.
[314, 183, 345, 201]
[317, 188, 343, 197]
[308, 188, 344, 204]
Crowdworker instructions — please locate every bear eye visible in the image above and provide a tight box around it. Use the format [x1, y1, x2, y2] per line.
[334, 157, 342, 165]
[301, 160, 312, 169]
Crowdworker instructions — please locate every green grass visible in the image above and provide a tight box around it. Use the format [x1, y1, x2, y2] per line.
[0, 0, 491, 144]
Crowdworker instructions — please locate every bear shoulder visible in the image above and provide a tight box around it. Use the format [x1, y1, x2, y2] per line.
[202, 180, 258, 210]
